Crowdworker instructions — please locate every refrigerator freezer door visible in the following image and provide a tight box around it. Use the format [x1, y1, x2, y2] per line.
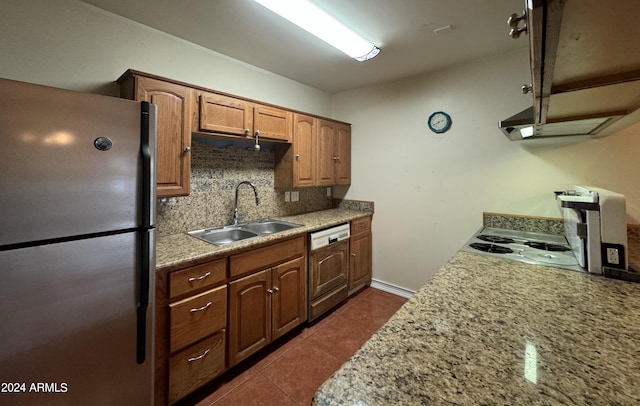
[0, 79, 152, 246]
[0, 231, 153, 405]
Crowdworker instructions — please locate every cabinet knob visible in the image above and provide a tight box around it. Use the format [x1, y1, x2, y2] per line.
[244, 128, 250, 135]
[295, 154, 300, 160]
[267, 288, 273, 294]
[507, 11, 527, 39]
[351, 253, 356, 257]
[521, 84, 532, 94]
[273, 286, 280, 292]
[254, 130, 261, 137]
[333, 156, 339, 162]
[184, 146, 191, 153]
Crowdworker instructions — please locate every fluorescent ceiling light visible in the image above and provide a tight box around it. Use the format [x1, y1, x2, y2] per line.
[254, 0, 380, 61]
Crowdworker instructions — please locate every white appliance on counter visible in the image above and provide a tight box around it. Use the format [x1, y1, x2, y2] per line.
[0, 78, 156, 405]
[555, 186, 628, 274]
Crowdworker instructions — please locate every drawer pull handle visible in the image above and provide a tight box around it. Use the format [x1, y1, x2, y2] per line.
[190, 302, 212, 313]
[187, 348, 210, 362]
[188, 272, 211, 283]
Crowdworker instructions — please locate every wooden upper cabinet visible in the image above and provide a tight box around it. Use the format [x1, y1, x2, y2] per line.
[253, 105, 292, 142]
[119, 73, 193, 197]
[334, 123, 351, 185]
[197, 92, 292, 142]
[292, 114, 316, 187]
[198, 92, 252, 136]
[316, 120, 336, 186]
[316, 119, 351, 186]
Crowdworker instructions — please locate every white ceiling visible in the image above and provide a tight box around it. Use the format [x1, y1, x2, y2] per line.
[81, 0, 526, 93]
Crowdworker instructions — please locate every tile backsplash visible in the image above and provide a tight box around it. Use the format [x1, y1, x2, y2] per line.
[156, 139, 333, 237]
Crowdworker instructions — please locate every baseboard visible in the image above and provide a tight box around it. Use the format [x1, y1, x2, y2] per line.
[370, 279, 415, 298]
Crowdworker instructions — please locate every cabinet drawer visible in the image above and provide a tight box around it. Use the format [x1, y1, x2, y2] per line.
[229, 236, 305, 279]
[168, 331, 225, 405]
[170, 285, 227, 353]
[169, 259, 226, 299]
[351, 216, 371, 235]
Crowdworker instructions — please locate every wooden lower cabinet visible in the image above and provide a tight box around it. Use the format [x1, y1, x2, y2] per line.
[228, 255, 306, 367]
[349, 216, 373, 293]
[156, 259, 228, 405]
[168, 331, 225, 405]
[155, 235, 316, 403]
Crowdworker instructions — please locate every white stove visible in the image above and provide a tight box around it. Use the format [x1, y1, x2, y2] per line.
[460, 227, 583, 272]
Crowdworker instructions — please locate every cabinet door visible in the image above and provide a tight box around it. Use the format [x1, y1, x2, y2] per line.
[228, 270, 271, 366]
[254, 104, 292, 142]
[136, 77, 193, 197]
[349, 231, 372, 290]
[272, 256, 307, 340]
[316, 119, 336, 186]
[309, 240, 349, 299]
[199, 93, 252, 136]
[292, 114, 316, 187]
[334, 123, 351, 185]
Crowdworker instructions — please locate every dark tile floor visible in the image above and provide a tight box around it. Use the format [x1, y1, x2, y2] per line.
[181, 287, 408, 406]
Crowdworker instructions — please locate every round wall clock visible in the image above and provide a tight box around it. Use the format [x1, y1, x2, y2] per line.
[427, 111, 452, 134]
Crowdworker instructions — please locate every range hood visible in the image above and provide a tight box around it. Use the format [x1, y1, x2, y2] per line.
[499, 107, 618, 141]
[500, 0, 640, 141]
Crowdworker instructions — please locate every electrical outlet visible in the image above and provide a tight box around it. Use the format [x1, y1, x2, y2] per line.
[285, 191, 290, 202]
[326, 187, 331, 197]
[606, 247, 620, 265]
[291, 191, 299, 202]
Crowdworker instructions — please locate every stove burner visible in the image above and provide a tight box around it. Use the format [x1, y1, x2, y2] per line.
[469, 242, 514, 254]
[524, 241, 571, 252]
[477, 235, 516, 244]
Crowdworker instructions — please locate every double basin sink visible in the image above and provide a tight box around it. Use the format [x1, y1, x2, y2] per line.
[188, 219, 303, 246]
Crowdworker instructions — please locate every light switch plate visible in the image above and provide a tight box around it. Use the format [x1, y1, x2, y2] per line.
[285, 191, 291, 202]
[291, 191, 299, 202]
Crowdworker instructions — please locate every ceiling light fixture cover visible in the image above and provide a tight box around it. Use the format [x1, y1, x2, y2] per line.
[254, 0, 380, 61]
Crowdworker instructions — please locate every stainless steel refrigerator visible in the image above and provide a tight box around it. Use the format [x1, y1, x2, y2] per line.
[0, 78, 156, 405]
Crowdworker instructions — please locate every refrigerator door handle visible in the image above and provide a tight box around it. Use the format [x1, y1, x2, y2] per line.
[140, 101, 155, 229]
[136, 229, 152, 364]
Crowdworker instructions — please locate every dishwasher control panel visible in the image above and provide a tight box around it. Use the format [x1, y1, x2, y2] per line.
[309, 223, 350, 251]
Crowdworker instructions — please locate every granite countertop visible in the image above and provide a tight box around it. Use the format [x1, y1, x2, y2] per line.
[155, 208, 372, 272]
[313, 251, 640, 405]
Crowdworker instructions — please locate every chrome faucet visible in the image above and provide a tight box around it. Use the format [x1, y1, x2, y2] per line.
[233, 181, 260, 225]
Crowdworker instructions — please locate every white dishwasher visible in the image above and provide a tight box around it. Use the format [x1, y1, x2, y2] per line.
[308, 223, 350, 322]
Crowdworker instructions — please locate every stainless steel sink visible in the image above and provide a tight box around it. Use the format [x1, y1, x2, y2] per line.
[239, 219, 302, 235]
[188, 219, 302, 246]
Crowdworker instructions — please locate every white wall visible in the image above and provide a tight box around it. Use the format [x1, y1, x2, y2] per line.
[0, 0, 331, 115]
[331, 47, 640, 291]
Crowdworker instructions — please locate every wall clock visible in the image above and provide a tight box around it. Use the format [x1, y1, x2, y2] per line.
[427, 111, 452, 134]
